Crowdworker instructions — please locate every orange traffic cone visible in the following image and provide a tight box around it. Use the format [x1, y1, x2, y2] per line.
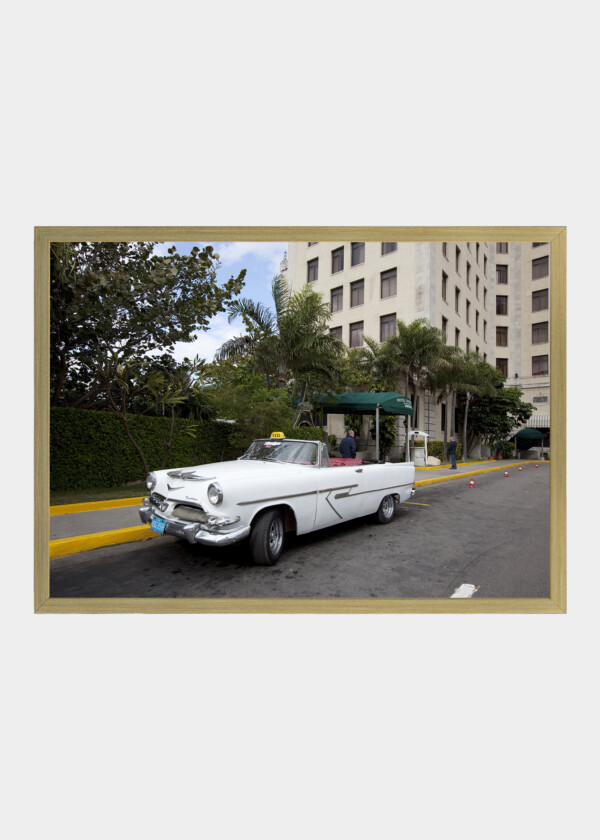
[469, 479, 475, 488]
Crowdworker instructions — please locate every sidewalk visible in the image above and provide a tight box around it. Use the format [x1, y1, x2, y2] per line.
[49, 460, 547, 557]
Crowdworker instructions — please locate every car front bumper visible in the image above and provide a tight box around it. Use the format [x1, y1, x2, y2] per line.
[139, 504, 251, 547]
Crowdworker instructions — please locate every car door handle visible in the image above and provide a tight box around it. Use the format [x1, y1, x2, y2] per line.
[355, 468, 363, 472]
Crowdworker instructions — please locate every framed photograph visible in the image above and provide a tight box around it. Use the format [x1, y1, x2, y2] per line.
[35, 226, 566, 613]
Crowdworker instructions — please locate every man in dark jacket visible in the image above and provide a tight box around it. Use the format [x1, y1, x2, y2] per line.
[448, 437, 457, 469]
[339, 430, 357, 458]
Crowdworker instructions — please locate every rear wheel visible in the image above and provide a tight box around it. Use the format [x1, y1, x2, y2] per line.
[250, 509, 285, 565]
[375, 494, 396, 524]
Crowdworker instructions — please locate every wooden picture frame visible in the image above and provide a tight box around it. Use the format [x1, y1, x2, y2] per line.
[35, 226, 566, 613]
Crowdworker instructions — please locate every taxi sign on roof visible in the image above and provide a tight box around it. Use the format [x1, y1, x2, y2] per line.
[270, 431, 285, 438]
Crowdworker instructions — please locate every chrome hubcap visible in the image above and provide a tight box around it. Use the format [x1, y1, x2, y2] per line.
[269, 519, 284, 553]
[382, 496, 394, 517]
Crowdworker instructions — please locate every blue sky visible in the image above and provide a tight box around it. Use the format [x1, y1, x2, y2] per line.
[152, 241, 288, 363]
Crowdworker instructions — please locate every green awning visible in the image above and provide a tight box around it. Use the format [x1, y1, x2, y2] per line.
[311, 392, 413, 416]
[512, 428, 544, 440]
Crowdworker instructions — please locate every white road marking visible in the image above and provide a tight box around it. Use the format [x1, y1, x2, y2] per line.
[450, 583, 477, 598]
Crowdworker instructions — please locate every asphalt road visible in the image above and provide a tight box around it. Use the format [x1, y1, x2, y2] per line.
[50, 466, 550, 599]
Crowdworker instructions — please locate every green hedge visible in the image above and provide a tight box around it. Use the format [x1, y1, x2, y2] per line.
[428, 440, 463, 461]
[50, 407, 239, 491]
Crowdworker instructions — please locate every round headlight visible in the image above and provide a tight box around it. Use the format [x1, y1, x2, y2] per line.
[146, 472, 157, 491]
[207, 482, 223, 505]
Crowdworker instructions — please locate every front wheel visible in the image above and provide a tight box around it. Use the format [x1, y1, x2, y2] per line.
[375, 494, 396, 524]
[250, 509, 285, 565]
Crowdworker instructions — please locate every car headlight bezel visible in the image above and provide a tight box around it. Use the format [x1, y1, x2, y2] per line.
[207, 482, 223, 506]
[146, 472, 157, 492]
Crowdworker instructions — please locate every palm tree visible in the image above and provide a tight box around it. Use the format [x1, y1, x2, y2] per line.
[424, 344, 463, 460]
[383, 319, 447, 460]
[216, 274, 346, 394]
[456, 353, 498, 459]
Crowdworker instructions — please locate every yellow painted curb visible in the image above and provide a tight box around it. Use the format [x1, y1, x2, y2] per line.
[50, 497, 144, 516]
[50, 525, 160, 558]
[415, 461, 543, 487]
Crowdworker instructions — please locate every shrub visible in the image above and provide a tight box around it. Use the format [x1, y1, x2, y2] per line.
[50, 407, 238, 491]
[282, 426, 326, 442]
[428, 440, 462, 461]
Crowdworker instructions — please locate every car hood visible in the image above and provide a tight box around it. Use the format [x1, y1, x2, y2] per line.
[153, 458, 314, 504]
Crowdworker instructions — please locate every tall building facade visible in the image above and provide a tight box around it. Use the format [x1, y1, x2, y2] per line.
[283, 240, 550, 455]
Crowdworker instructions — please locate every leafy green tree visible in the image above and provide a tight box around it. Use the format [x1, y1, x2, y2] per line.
[50, 241, 245, 408]
[216, 275, 346, 395]
[467, 378, 534, 451]
[96, 354, 207, 476]
[202, 358, 295, 453]
[382, 319, 448, 460]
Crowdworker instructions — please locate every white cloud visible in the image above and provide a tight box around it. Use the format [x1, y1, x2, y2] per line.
[211, 241, 287, 276]
[170, 312, 246, 364]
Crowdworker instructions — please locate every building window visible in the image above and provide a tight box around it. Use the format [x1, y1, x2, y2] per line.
[442, 271, 448, 300]
[456, 246, 461, 273]
[331, 247, 344, 274]
[532, 256, 549, 279]
[380, 313, 396, 341]
[484, 288, 488, 309]
[476, 243, 480, 263]
[476, 311, 479, 333]
[349, 321, 364, 348]
[466, 262, 471, 286]
[496, 358, 508, 377]
[466, 299, 471, 324]
[496, 326, 508, 346]
[329, 326, 342, 339]
[381, 268, 397, 298]
[532, 288, 549, 311]
[496, 295, 508, 315]
[308, 242, 318, 246]
[307, 258, 318, 283]
[483, 320, 487, 340]
[350, 279, 364, 307]
[455, 328, 460, 347]
[455, 287, 460, 314]
[476, 276, 480, 298]
[532, 242, 547, 248]
[496, 264, 508, 284]
[442, 242, 447, 258]
[532, 321, 549, 343]
[381, 242, 397, 255]
[442, 316, 448, 339]
[466, 338, 471, 353]
[533, 395, 549, 403]
[484, 255, 488, 276]
[532, 354, 549, 376]
[351, 242, 365, 266]
[496, 242, 508, 253]
[330, 286, 343, 313]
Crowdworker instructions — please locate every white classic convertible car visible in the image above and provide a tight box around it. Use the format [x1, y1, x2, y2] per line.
[139, 435, 416, 565]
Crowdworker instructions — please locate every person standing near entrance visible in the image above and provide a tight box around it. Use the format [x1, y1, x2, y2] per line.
[339, 429, 357, 458]
[448, 437, 457, 469]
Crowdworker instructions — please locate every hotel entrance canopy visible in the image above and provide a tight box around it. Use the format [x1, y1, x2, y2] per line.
[311, 392, 413, 416]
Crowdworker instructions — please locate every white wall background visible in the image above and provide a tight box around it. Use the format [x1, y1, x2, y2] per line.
[1, 2, 596, 839]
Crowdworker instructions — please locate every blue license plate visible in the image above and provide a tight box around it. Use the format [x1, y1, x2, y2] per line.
[150, 515, 166, 535]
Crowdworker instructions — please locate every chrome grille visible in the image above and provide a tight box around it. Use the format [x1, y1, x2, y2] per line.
[173, 503, 208, 523]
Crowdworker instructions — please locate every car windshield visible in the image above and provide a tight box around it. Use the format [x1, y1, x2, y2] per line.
[240, 439, 319, 465]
